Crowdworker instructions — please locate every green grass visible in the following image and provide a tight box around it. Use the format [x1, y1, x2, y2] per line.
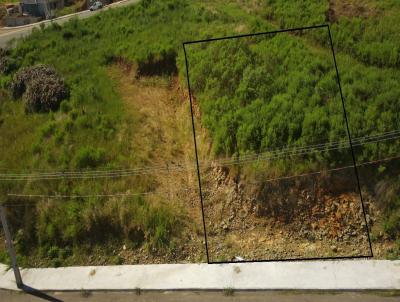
[55, 2, 83, 18]
[0, 0, 18, 5]
[0, 0, 266, 266]
[223, 287, 235, 296]
[0, 0, 399, 265]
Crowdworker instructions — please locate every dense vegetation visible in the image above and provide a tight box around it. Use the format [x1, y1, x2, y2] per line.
[187, 33, 348, 158]
[186, 28, 400, 167]
[0, 0, 399, 264]
[264, 0, 400, 68]
[0, 0, 213, 266]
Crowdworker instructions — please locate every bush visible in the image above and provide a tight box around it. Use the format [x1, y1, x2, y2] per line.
[384, 195, 400, 240]
[47, 246, 60, 259]
[10, 64, 69, 113]
[0, 6, 6, 20]
[62, 30, 74, 40]
[384, 212, 400, 239]
[40, 121, 57, 138]
[0, 48, 17, 75]
[60, 100, 71, 113]
[112, 255, 124, 265]
[74, 146, 106, 168]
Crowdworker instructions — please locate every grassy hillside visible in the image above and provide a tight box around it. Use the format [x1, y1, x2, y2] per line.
[0, 0, 399, 265]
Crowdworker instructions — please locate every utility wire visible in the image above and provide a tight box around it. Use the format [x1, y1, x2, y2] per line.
[7, 187, 195, 200]
[4, 154, 400, 208]
[2, 128, 400, 177]
[0, 130, 399, 181]
[246, 154, 400, 186]
[2, 129, 400, 176]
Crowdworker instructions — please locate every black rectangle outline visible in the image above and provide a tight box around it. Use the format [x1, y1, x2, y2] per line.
[183, 24, 374, 264]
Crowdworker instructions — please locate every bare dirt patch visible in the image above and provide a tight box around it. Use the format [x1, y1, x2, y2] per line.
[201, 164, 374, 262]
[106, 64, 206, 264]
[327, 0, 379, 22]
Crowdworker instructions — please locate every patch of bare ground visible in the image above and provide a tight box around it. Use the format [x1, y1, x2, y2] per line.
[327, 0, 379, 22]
[235, 0, 264, 14]
[106, 64, 206, 264]
[201, 163, 393, 262]
[234, 24, 248, 33]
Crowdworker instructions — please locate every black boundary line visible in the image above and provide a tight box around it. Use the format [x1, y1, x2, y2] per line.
[183, 24, 328, 45]
[183, 44, 210, 263]
[210, 255, 372, 264]
[327, 25, 374, 257]
[183, 24, 374, 264]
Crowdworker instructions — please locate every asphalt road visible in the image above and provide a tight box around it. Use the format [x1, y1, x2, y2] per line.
[0, 0, 140, 48]
[1, 289, 400, 302]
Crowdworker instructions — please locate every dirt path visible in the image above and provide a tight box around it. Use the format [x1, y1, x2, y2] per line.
[107, 65, 206, 263]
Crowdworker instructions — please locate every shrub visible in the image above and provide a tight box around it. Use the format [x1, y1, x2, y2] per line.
[40, 121, 57, 138]
[0, 48, 16, 75]
[112, 255, 123, 265]
[0, 6, 6, 20]
[74, 146, 106, 168]
[47, 246, 60, 259]
[59, 247, 72, 259]
[62, 30, 74, 40]
[10, 64, 69, 112]
[64, 119, 74, 132]
[384, 209, 400, 239]
[54, 129, 65, 144]
[51, 22, 62, 31]
[60, 100, 71, 113]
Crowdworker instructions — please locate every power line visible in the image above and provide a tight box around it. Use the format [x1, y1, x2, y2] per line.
[210, 132, 400, 169]
[7, 187, 195, 199]
[4, 130, 400, 178]
[4, 154, 400, 208]
[246, 154, 400, 186]
[212, 129, 400, 164]
[0, 130, 399, 181]
[2, 128, 399, 176]
[5, 132, 399, 181]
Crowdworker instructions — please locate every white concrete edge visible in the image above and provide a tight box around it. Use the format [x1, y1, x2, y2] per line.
[1, 0, 131, 31]
[0, 260, 399, 291]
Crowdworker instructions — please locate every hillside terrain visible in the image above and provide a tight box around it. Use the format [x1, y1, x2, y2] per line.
[0, 0, 399, 266]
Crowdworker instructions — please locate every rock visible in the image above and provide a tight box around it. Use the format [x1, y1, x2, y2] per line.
[331, 245, 338, 253]
[220, 222, 229, 231]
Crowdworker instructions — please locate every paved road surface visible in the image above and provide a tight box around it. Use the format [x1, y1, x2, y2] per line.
[1, 289, 400, 302]
[0, 0, 140, 48]
[0, 290, 400, 302]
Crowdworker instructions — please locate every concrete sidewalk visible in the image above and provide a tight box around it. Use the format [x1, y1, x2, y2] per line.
[0, 260, 399, 291]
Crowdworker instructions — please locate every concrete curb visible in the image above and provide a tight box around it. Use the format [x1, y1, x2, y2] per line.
[0, 260, 399, 291]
